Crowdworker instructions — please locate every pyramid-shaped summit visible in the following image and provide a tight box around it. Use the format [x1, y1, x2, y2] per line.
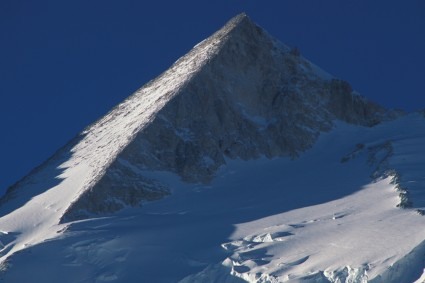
[0, 13, 390, 261]
[61, 13, 389, 220]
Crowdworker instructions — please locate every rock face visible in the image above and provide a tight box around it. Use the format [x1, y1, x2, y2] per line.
[60, 14, 394, 220]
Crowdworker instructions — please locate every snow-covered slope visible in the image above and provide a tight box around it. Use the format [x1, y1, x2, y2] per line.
[182, 115, 425, 283]
[0, 13, 424, 283]
[2, 114, 425, 283]
[0, 12, 240, 262]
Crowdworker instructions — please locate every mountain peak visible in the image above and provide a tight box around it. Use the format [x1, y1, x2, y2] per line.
[218, 12, 270, 45]
[223, 12, 251, 30]
[0, 13, 393, 265]
[227, 12, 249, 23]
[60, 14, 391, 220]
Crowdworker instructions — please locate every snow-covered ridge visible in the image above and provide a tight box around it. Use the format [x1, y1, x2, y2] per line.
[0, 12, 246, 265]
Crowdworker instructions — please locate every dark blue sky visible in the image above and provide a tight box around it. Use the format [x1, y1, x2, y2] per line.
[1, 0, 424, 193]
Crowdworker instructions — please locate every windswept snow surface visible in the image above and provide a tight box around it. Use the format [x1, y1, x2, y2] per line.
[1, 114, 425, 282]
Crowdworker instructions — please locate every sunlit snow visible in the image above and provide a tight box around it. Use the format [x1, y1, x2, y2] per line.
[1, 115, 425, 282]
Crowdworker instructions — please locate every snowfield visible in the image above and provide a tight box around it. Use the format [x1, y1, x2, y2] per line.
[1, 114, 425, 282]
